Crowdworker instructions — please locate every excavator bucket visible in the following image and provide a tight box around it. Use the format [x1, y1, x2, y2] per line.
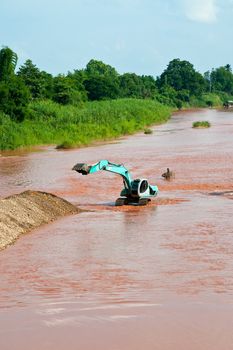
[72, 163, 91, 175]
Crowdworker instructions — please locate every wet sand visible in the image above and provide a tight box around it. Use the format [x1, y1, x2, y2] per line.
[0, 109, 233, 350]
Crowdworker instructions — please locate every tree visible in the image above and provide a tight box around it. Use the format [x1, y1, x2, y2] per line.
[39, 71, 54, 99]
[85, 59, 118, 78]
[18, 59, 53, 99]
[141, 75, 158, 98]
[203, 70, 212, 92]
[52, 75, 84, 105]
[67, 69, 88, 101]
[0, 76, 30, 121]
[0, 47, 30, 121]
[119, 73, 143, 98]
[84, 60, 120, 100]
[210, 65, 233, 94]
[177, 89, 190, 102]
[119, 73, 158, 99]
[84, 75, 119, 100]
[157, 58, 205, 96]
[0, 47, 18, 81]
[156, 85, 178, 106]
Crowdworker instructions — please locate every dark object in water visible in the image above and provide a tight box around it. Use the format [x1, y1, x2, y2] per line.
[209, 191, 233, 197]
[162, 168, 174, 180]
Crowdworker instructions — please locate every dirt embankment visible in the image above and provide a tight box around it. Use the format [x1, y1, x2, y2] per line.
[0, 191, 80, 250]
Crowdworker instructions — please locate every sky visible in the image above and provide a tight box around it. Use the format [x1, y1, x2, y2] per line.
[1, 0, 233, 77]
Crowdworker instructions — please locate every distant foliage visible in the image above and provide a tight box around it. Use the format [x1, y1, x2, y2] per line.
[1, 45, 233, 127]
[18, 59, 53, 99]
[0, 76, 30, 121]
[157, 58, 206, 98]
[119, 73, 157, 99]
[52, 75, 75, 105]
[83, 59, 120, 100]
[209, 65, 233, 95]
[84, 75, 120, 100]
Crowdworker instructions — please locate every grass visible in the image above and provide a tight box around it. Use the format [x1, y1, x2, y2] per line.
[192, 120, 211, 128]
[0, 99, 172, 150]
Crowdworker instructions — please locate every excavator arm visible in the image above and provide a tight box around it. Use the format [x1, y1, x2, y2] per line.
[72, 160, 132, 189]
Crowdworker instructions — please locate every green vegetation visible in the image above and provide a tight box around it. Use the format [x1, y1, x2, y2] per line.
[144, 128, 153, 134]
[0, 99, 171, 150]
[0, 47, 30, 121]
[192, 121, 211, 128]
[157, 58, 205, 97]
[1, 46, 233, 150]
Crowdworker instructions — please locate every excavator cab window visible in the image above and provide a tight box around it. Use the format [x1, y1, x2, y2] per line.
[139, 180, 148, 193]
[149, 187, 156, 195]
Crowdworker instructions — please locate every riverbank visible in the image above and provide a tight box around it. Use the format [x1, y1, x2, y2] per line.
[0, 191, 80, 250]
[0, 99, 172, 150]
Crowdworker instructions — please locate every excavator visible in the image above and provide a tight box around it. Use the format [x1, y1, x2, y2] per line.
[72, 160, 158, 206]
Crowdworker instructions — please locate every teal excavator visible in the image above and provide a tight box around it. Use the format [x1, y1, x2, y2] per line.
[72, 160, 158, 206]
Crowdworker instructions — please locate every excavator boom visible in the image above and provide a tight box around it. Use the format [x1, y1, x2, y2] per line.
[72, 160, 132, 188]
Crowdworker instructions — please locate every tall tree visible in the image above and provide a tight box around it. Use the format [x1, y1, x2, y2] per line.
[18, 59, 53, 99]
[0, 47, 18, 81]
[157, 58, 205, 95]
[85, 59, 118, 78]
[84, 60, 120, 100]
[0, 47, 30, 121]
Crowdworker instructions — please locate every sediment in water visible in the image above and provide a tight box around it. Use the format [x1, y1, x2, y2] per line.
[0, 190, 80, 250]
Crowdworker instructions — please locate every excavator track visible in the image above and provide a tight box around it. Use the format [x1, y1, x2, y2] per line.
[138, 198, 150, 206]
[115, 197, 150, 206]
[115, 197, 128, 206]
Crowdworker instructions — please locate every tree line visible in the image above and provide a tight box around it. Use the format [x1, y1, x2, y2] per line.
[1, 46, 233, 121]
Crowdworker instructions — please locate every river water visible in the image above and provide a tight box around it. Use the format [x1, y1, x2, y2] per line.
[0, 109, 233, 350]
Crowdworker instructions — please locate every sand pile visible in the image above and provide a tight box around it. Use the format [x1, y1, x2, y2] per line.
[0, 191, 80, 250]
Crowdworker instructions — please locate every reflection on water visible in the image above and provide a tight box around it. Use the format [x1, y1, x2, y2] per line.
[0, 109, 233, 350]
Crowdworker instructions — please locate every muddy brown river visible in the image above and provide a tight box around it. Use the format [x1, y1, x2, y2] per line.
[0, 109, 233, 350]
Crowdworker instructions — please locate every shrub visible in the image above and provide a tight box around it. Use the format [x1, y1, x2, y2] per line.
[144, 128, 153, 134]
[206, 100, 213, 108]
[192, 121, 211, 128]
[175, 100, 183, 110]
[56, 140, 76, 149]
